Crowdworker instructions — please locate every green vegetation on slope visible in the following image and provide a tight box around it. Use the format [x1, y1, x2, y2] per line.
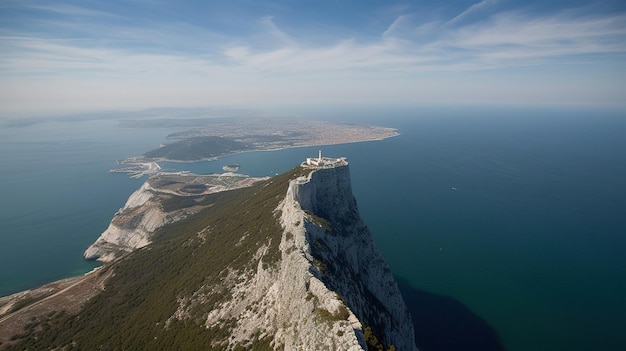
[143, 136, 251, 161]
[5, 167, 310, 351]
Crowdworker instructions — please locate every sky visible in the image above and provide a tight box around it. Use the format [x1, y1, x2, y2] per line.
[0, 0, 625, 116]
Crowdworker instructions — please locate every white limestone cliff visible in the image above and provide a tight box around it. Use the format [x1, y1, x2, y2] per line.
[278, 163, 417, 350]
[83, 172, 264, 262]
[83, 182, 180, 262]
[169, 163, 418, 350]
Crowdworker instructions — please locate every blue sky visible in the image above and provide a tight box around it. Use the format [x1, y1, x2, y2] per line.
[0, 0, 625, 116]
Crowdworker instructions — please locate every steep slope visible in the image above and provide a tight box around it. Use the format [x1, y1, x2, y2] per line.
[281, 163, 416, 350]
[3, 163, 416, 351]
[84, 173, 266, 262]
[83, 181, 167, 261]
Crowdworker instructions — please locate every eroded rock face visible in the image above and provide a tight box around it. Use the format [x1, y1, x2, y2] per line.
[84, 173, 267, 262]
[168, 164, 417, 350]
[279, 164, 417, 351]
[83, 182, 169, 262]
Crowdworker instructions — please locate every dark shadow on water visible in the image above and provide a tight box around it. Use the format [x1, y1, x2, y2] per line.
[397, 278, 506, 351]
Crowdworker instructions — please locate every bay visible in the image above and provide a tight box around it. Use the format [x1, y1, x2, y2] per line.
[0, 119, 171, 296]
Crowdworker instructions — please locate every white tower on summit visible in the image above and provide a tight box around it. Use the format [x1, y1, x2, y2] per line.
[303, 150, 348, 168]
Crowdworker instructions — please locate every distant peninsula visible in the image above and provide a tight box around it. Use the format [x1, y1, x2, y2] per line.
[112, 117, 398, 177]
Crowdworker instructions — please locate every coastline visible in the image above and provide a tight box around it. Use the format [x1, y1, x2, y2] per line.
[0, 266, 111, 346]
[2, 121, 399, 299]
[0, 124, 398, 317]
[0, 128, 401, 346]
[111, 129, 400, 177]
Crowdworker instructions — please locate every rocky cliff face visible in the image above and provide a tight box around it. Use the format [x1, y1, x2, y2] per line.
[84, 173, 266, 262]
[167, 163, 417, 350]
[83, 181, 168, 261]
[278, 164, 417, 350]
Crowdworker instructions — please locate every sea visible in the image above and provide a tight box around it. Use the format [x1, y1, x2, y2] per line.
[0, 107, 624, 351]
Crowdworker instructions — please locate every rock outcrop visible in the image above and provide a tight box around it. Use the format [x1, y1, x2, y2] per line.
[84, 172, 267, 262]
[168, 161, 417, 350]
[276, 162, 417, 350]
[83, 181, 167, 261]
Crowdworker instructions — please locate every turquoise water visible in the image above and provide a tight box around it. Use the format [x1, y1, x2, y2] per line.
[0, 120, 171, 295]
[1, 108, 625, 350]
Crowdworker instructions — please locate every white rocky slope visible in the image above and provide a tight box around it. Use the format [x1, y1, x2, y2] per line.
[170, 163, 417, 350]
[83, 182, 171, 262]
[84, 173, 264, 262]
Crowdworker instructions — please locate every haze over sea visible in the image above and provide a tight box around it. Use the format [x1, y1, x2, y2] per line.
[1, 107, 625, 351]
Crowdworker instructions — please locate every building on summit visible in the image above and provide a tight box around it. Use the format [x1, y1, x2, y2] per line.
[303, 150, 347, 168]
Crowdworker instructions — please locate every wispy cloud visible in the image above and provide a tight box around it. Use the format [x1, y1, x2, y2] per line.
[220, 7, 626, 75]
[448, 0, 499, 25]
[382, 15, 411, 38]
[11, 2, 124, 19]
[2, 5, 624, 78]
[259, 16, 295, 46]
[0, 1, 625, 114]
[450, 11, 626, 65]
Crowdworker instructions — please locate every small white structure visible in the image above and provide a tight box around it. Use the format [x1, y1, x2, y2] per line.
[303, 150, 347, 168]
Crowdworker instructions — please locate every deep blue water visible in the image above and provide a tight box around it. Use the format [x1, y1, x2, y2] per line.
[1, 108, 625, 350]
